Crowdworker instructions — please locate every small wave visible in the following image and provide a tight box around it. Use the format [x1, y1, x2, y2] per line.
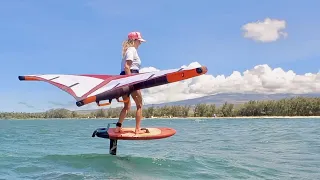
[38, 153, 194, 179]
[41, 153, 184, 168]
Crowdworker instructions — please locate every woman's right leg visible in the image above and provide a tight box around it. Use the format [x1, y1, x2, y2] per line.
[114, 95, 131, 133]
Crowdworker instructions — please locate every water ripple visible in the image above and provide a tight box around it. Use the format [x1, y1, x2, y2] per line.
[0, 118, 320, 180]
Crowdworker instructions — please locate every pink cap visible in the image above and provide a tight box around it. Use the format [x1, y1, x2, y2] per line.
[128, 31, 146, 42]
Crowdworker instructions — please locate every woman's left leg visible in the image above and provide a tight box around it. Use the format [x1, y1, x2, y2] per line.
[114, 95, 131, 133]
[131, 89, 145, 134]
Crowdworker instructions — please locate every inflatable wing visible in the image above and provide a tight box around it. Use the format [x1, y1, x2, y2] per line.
[18, 66, 207, 107]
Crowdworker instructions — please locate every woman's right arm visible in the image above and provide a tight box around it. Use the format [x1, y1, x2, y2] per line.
[124, 60, 132, 75]
[123, 48, 134, 75]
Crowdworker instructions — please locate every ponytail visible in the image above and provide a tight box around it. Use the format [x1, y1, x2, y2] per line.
[122, 39, 135, 58]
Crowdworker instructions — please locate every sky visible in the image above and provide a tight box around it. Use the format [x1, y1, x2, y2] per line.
[0, 0, 319, 112]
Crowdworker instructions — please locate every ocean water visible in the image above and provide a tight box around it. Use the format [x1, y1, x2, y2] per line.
[0, 118, 319, 180]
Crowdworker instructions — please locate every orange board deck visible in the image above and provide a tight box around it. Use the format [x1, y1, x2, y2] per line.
[107, 127, 176, 140]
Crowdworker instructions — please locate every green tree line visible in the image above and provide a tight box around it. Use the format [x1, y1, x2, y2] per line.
[0, 96, 319, 119]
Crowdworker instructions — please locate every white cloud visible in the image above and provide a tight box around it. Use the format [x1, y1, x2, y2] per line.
[242, 18, 288, 42]
[139, 62, 320, 105]
[55, 62, 319, 111]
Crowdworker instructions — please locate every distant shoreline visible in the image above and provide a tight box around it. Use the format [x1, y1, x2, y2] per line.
[1, 116, 320, 120]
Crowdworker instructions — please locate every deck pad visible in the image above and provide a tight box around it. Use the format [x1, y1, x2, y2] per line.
[107, 127, 176, 140]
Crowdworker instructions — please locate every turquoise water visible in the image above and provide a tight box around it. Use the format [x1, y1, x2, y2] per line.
[0, 118, 319, 180]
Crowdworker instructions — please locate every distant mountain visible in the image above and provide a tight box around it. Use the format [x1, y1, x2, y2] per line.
[143, 92, 320, 108]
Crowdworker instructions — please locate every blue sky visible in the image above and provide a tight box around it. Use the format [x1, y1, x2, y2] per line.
[1, 0, 319, 112]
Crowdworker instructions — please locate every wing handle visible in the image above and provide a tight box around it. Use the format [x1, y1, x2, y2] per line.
[96, 99, 112, 106]
[116, 97, 130, 103]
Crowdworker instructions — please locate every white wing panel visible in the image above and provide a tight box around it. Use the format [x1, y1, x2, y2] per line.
[30, 74, 104, 98]
[87, 80, 121, 96]
[70, 80, 105, 98]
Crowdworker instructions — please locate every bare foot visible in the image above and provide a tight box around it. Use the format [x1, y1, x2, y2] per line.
[135, 129, 146, 134]
[114, 127, 123, 133]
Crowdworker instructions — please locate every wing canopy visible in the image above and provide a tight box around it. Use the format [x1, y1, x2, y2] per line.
[18, 66, 208, 107]
[18, 74, 112, 101]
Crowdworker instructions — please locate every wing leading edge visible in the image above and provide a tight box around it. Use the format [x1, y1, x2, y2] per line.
[18, 66, 208, 107]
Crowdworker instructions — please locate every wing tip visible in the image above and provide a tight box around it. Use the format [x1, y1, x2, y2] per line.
[18, 75, 39, 81]
[18, 76, 25, 81]
[76, 100, 84, 107]
[196, 66, 208, 74]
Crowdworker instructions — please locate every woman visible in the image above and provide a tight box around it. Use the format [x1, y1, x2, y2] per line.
[115, 31, 146, 134]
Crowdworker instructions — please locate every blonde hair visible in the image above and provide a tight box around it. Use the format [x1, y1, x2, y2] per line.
[122, 39, 136, 58]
